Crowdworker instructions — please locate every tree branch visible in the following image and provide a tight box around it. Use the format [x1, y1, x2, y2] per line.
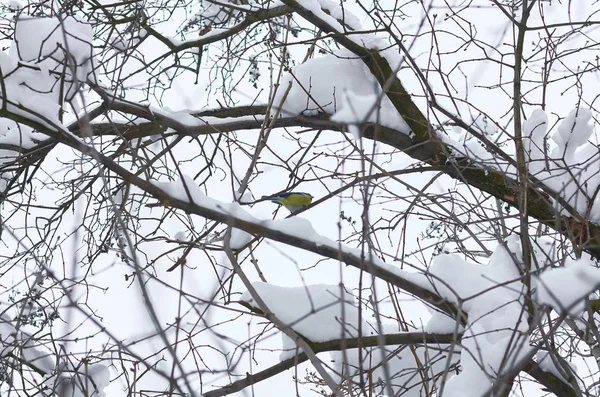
[204, 330, 460, 397]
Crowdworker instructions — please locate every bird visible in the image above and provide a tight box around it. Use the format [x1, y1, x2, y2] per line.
[261, 192, 313, 213]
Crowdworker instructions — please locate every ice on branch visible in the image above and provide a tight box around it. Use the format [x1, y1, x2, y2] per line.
[534, 257, 600, 316]
[273, 50, 411, 135]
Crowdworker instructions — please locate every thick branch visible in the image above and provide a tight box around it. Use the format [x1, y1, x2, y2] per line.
[276, 0, 600, 260]
[84, 100, 600, 261]
[204, 330, 459, 397]
[60, 105, 579, 397]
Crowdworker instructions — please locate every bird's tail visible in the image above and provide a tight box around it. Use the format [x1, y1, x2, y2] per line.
[258, 194, 280, 203]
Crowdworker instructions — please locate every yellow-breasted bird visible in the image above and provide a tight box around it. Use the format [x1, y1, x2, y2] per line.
[261, 192, 313, 213]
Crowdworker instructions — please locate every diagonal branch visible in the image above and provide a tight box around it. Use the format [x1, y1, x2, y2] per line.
[83, 97, 600, 261]
[204, 330, 461, 397]
[276, 0, 600, 261]
[0, 82, 579, 397]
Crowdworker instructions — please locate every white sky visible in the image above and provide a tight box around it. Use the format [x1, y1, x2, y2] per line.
[1, 1, 600, 396]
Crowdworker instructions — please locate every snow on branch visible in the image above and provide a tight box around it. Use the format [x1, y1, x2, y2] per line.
[273, 49, 412, 136]
[151, 174, 453, 315]
[525, 108, 600, 221]
[0, 314, 109, 397]
[534, 257, 600, 316]
[239, 282, 457, 397]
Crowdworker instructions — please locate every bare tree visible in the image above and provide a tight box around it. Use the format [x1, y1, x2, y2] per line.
[1, 0, 600, 396]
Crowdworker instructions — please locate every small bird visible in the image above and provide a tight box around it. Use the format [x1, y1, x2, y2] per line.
[261, 192, 313, 213]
